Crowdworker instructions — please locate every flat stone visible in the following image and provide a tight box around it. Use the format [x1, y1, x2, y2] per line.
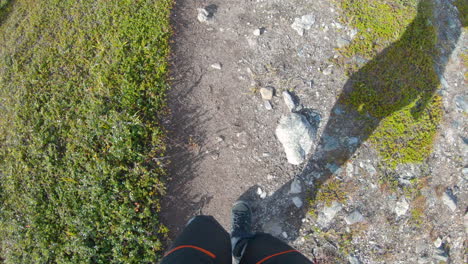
[454, 95, 468, 113]
[260, 87, 274, 100]
[322, 66, 333, 75]
[211, 63, 222, 70]
[282, 91, 296, 112]
[292, 197, 303, 208]
[197, 8, 213, 23]
[337, 37, 351, 48]
[291, 14, 315, 36]
[276, 113, 315, 165]
[441, 191, 457, 211]
[345, 210, 365, 225]
[289, 178, 302, 194]
[395, 198, 409, 216]
[462, 167, 468, 175]
[263, 220, 282, 236]
[348, 255, 362, 264]
[264, 100, 273, 110]
[317, 201, 343, 227]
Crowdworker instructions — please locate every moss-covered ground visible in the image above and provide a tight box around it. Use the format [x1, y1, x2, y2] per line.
[336, 0, 443, 167]
[0, 0, 173, 262]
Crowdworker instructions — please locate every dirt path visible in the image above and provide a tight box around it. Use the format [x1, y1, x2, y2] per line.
[161, 0, 342, 237]
[161, 0, 467, 262]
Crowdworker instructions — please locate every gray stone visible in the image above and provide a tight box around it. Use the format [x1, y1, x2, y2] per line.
[323, 135, 340, 151]
[348, 255, 362, 264]
[454, 95, 468, 113]
[289, 178, 302, 194]
[462, 167, 468, 175]
[282, 91, 296, 112]
[441, 191, 457, 211]
[322, 66, 333, 75]
[433, 247, 449, 262]
[260, 87, 274, 100]
[263, 220, 282, 236]
[395, 198, 409, 216]
[337, 37, 351, 48]
[292, 197, 303, 208]
[211, 63, 222, 70]
[317, 201, 343, 227]
[291, 14, 315, 36]
[345, 210, 365, 225]
[264, 100, 273, 110]
[276, 113, 315, 165]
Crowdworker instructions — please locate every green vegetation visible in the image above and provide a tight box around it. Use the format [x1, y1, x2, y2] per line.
[454, 0, 468, 26]
[308, 179, 348, 218]
[337, 0, 442, 167]
[308, 179, 347, 210]
[0, 0, 173, 263]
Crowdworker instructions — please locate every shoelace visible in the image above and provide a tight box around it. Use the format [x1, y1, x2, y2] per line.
[232, 211, 249, 229]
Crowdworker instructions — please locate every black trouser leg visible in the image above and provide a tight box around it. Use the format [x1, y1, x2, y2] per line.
[239, 233, 311, 264]
[161, 215, 232, 264]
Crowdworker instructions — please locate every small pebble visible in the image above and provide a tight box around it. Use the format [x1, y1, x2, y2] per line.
[211, 63, 222, 70]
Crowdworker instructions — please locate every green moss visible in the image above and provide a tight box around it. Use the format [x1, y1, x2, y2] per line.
[454, 0, 468, 27]
[338, 0, 418, 59]
[309, 179, 347, 207]
[337, 0, 442, 167]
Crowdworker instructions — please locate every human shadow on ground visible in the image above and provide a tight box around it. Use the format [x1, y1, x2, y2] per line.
[238, 1, 464, 241]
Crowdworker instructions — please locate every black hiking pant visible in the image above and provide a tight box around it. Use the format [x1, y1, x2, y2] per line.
[160, 215, 312, 264]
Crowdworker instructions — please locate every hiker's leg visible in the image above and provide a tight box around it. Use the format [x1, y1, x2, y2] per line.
[161, 215, 231, 264]
[239, 233, 312, 264]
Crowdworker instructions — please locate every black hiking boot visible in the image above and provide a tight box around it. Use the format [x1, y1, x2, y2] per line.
[231, 201, 253, 263]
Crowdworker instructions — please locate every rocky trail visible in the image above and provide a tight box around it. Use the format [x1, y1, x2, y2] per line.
[161, 0, 467, 263]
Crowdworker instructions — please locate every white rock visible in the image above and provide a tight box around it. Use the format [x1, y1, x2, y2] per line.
[260, 87, 274, 100]
[322, 66, 333, 75]
[282, 91, 296, 111]
[292, 197, 303, 208]
[346, 162, 354, 177]
[289, 178, 302, 194]
[433, 237, 443, 248]
[275, 113, 315, 165]
[264, 100, 273, 110]
[253, 28, 262, 36]
[395, 198, 409, 216]
[441, 191, 457, 211]
[197, 8, 212, 23]
[344, 210, 365, 225]
[257, 187, 267, 199]
[211, 63, 222, 70]
[291, 14, 315, 36]
[282, 232, 288, 239]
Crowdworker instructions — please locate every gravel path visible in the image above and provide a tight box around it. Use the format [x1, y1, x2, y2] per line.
[161, 0, 467, 262]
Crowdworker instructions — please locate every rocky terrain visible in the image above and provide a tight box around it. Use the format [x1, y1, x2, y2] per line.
[162, 0, 467, 263]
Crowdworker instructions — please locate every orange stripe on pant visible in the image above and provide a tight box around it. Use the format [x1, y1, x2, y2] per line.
[256, 249, 300, 264]
[164, 245, 217, 259]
